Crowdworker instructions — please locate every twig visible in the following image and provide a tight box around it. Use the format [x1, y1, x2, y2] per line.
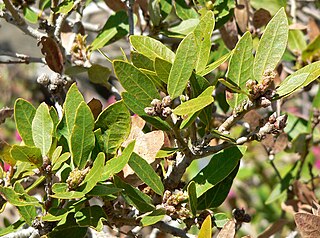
[127, 0, 135, 36]
[0, 50, 46, 64]
[152, 221, 191, 238]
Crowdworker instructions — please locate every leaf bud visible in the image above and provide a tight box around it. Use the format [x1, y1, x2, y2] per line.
[274, 114, 287, 130]
[162, 96, 172, 107]
[37, 73, 50, 85]
[144, 107, 157, 116]
[245, 79, 257, 90]
[162, 107, 172, 118]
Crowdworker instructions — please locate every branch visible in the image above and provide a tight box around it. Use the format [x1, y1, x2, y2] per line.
[152, 221, 191, 238]
[0, 6, 46, 39]
[0, 50, 46, 64]
[127, 0, 135, 36]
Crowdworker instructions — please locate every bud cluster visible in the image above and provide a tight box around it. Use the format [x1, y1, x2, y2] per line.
[232, 208, 251, 230]
[37, 73, 72, 94]
[66, 167, 89, 190]
[144, 96, 172, 119]
[158, 190, 191, 220]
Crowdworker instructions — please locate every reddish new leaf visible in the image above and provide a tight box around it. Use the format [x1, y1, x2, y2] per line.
[39, 37, 64, 73]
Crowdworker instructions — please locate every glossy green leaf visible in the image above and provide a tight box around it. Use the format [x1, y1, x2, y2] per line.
[198, 215, 212, 238]
[48, 213, 87, 238]
[25, 176, 45, 193]
[32, 102, 53, 156]
[168, 33, 197, 99]
[214, 213, 229, 228]
[159, 0, 172, 19]
[14, 183, 37, 226]
[128, 152, 164, 195]
[149, 0, 161, 26]
[179, 111, 200, 129]
[288, 30, 307, 53]
[194, 11, 215, 72]
[14, 99, 36, 146]
[198, 50, 232, 76]
[0, 186, 40, 206]
[70, 102, 95, 168]
[197, 163, 240, 209]
[42, 208, 69, 222]
[88, 64, 111, 87]
[187, 181, 197, 217]
[10, 145, 42, 167]
[79, 152, 105, 194]
[49, 106, 59, 137]
[75, 205, 107, 232]
[95, 101, 131, 155]
[250, 0, 286, 15]
[23, 6, 38, 23]
[193, 146, 246, 196]
[253, 8, 288, 82]
[90, 11, 129, 50]
[302, 35, 320, 62]
[173, 86, 214, 115]
[64, 83, 85, 138]
[51, 183, 85, 199]
[122, 92, 171, 131]
[52, 152, 70, 171]
[156, 147, 178, 158]
[101, 140, 135, 180]
[139, 69, 166, 92]
[113, 176, 154, 212]
[113, 60, 159, 103]
[275, 73, 309, 98]
[52, 0, 74, 13]
[0, 143, 16, 166]
[218, 78, 248, 95]
[131, 51, 155, 71]
[130, 35, 175, 62]
[174, 0, 199, 20]
[168, 19, 200, 36]
[87, 184, 122, 196]
[154, 57, 172, 83]
[140, 209, 166, 226]
[227, 32, 253, 108]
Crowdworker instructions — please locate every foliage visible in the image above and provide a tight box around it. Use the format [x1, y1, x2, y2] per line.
[0, 0, 320, 237]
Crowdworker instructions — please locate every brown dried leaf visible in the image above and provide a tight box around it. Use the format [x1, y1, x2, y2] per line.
[273, 133, 288, 153]
[293, 180, 317, 206]
[257, 219, 287, 238]
[308, 18, 320, 42]
[87, 98, 102, 120]
[0, 107, 13, 124]
[294, 212, 320, 238]
[219, 18, 238, 50]
[39, 37, 64, 73]
[253, 8, 271, 29]
[217, 220, 235, 238]
[243, 110, 262, 131]
[234, 0, 249, 33]
[104, 0, 127, 11]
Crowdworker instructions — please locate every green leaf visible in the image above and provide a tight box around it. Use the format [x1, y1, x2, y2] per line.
[64, 83, 85, 139]
[48, 213, 87, 238]
[10, 145, 42, 167]
[174, 0, 199, 20]
[122, 92, 171, 131]
[198, 50, 232, 76]
[218, 78, 248, 95]
[167, 33, 197, 99]
[75, 205, 107, 231]
[214, 213, 229, 228]
[128, 152, 164, 195]
[275, 73, 309, 98]
[79, 152, 105, 194]
[253, 8, 288, 82]
[129, 35, 175, 62]
[131, 51, 155, 71]
[87, 184, 122, 196]
[187, 181, 197, 217]
[49, 106, 59, 137]
[198, 215, 212, 238]
[94, 101, 131, 155]
[70, 102, 95, 168]
[154, 57, 172, 83]
[88, 64, 111, 87]
[140, 209, 166, 226]
[250, 0, 286, 15]
[168, 19, 200, 36]
[173, 86, 214, 115]
[149, 0, 161, 26]
[25, 176, 45, 193]
[113, 60, 159, 102]
[159, 0, 172, 19]
[90, 11, 129, 50]
[302, 35, 320, 62]
[113, 176, 155, 212]
[42, 208, 69, 222]
[139, 68, 166, 92]
[23, 6, 38, 23]
[52, 152, 70, 171]
[51, 183, 85, 199]
[0, 219, 24, 237]
[227, 32, 253, 108]
[156, 147, 178, 158]
[52, 0, 74, 13]
[288, 30, 307, 53]
[193, 146, 246, 196]
[197, 163, 240, 209]
[180, 111, 200, 129]
[0, 186, 40, 206]
[32, 102, 54, 156]
[14, 99, 36, 146]
[14, 183, 37, 226]
[101, 140, 135, 180]
[193, 11, 215, 72]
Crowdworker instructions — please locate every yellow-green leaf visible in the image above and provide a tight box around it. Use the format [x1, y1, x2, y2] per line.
[198, 215, 212, 238]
